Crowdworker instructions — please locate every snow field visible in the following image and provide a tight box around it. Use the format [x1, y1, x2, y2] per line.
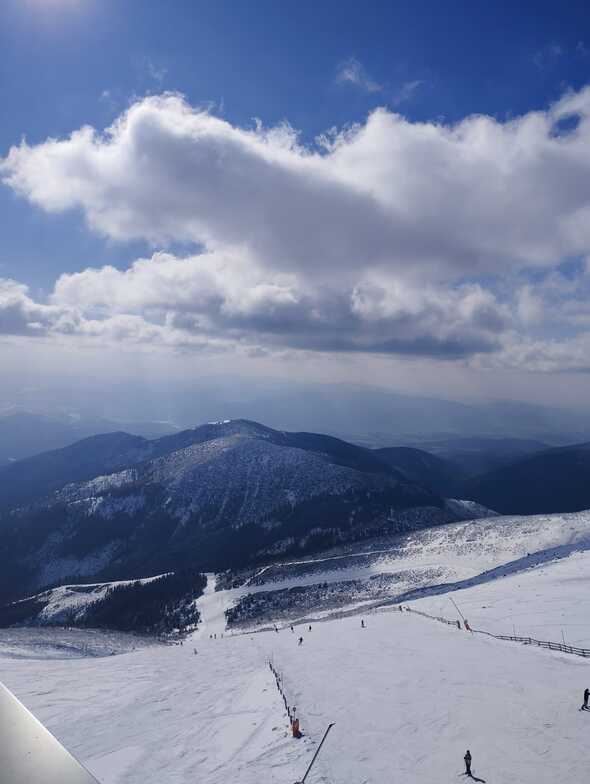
[2, 518, 590, 784]
[0, 636, 310, 784]
[5, 556, 587, 784]
[258, 607, 590, 784]
[408, 549, 590, 646]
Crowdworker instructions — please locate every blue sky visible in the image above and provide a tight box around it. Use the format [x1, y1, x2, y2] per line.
[2, 0, 590, 409]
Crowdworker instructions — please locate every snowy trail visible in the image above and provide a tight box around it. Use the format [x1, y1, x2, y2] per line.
[0, 633, 309, 784]
[192, 572, 229, 638]
[261, 608, 590, 784]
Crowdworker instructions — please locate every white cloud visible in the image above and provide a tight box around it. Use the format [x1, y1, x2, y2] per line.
[0, 279, 71, 336]
[516, 285, 544, 325]
[4, 90, 590, 284]
[391, 79, 424, 106]
[49, 251, 509, 358]
[3, 90, 590, 369]
[335, 57, 382, 93]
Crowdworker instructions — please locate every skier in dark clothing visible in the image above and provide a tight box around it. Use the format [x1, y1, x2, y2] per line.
[464, 750, 472, 776]
[298, 636, 303, 645]
[582, 687, 589, 710]
[361, 619, 365, 628]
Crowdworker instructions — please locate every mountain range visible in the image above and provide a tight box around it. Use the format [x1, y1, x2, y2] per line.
[462, 442, 590, 514]
[0, 419, 479, 602]
[2, 417, 590, 606]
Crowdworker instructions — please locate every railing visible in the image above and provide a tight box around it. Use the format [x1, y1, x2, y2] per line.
[396, 604, 590, 658]
[403, 606, 462, 629]
[471, 628, 590, 657]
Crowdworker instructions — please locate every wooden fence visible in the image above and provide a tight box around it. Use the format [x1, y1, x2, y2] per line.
[380, 604, 590, 659]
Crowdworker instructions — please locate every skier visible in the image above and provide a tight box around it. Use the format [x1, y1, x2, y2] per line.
[193, 648, 198, 655]
[290, 625, 294, 633]
[464, 750, 472, 776]
[298, 636, 304, 645]
[361, 619, 365, 628]
[308, 625, 312, 632]
[582, 687, 589, 710]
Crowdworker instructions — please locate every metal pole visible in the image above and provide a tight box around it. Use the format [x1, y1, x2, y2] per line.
[297, 722, 335, 784]
[449, 597, 465, 623]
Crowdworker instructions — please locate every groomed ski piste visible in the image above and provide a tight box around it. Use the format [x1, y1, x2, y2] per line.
[1, 511, 590, 783]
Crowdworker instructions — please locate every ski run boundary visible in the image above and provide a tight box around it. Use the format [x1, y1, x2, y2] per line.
[373, 604, 590, 658]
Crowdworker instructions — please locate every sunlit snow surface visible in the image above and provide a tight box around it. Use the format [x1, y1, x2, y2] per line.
[1, 512, 590, 784]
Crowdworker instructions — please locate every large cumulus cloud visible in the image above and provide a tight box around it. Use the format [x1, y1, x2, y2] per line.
[2, 90, 590, 367]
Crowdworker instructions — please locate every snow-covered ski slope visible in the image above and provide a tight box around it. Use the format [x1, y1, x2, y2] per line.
[215, 510, 590, 626]
[410, 548, 590, 645]
[1, 511, 589, 784]
[1, 552, 589, 784]
[0, 629, 310, 784]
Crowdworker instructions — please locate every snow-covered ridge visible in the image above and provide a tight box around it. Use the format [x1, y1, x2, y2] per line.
[215, 509, 590, 627]
[9, 574, 170, 626]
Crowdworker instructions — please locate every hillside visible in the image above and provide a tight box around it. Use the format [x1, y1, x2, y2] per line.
[0, 431, 153, 510]
[215, 509, 590, 627]
[0, 420, 467, 602]
[463, 441, 590, 514]
[0, 571, 206, 636]
[1, 532, 589, 784]
[402, 435, 550, 478]
[374, 446, 463, 495]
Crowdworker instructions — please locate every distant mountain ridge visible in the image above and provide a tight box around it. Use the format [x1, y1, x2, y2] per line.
[375, 447, 464, 496]
[0, 419, 497, 603]
[463, 441, 590, 515]
[0, 431, 153, 510]
[0, 411, 177, 464]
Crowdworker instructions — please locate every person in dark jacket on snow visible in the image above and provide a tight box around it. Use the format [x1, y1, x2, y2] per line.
[464, 750, 472, 776]
[582, 687, 590, 710]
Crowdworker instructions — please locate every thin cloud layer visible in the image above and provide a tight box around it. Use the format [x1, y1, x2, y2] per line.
[2, 90, 590, 369]
[336, 57, 382, 92]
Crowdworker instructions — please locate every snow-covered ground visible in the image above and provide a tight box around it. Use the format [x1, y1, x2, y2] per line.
[1, 512, 589, 784]
[12, 574, 172, 626]
[218, 510, 590, 626]
[259, 602, 589, 784]
[410, 549, 590, 646]
[0, 629, 310, 784]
